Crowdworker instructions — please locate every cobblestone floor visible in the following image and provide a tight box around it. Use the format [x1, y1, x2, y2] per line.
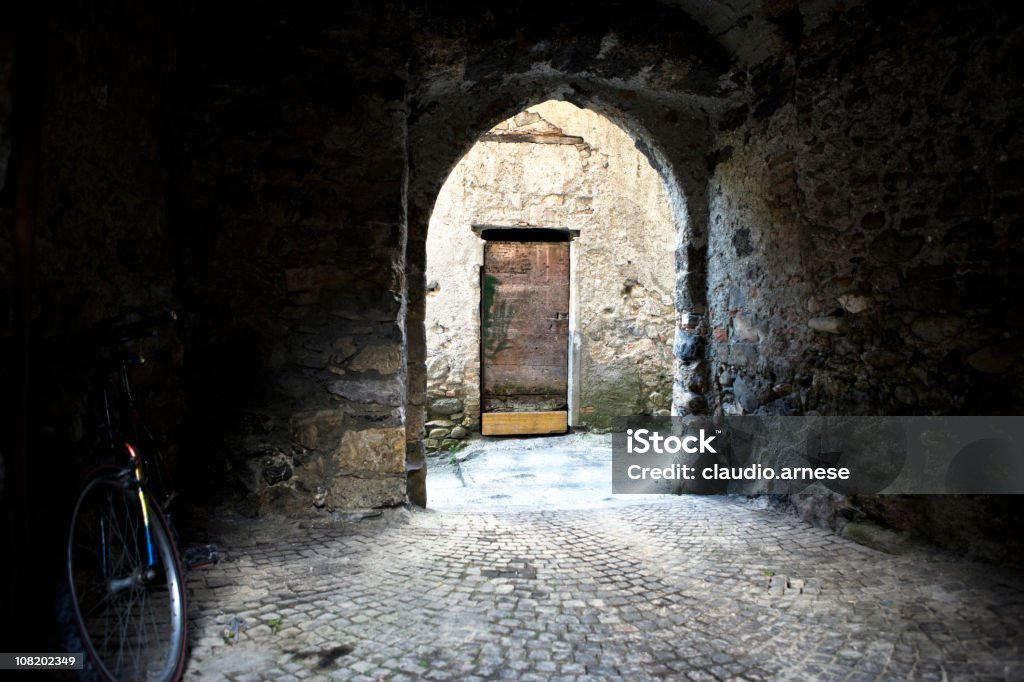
[183, 497, 1024, 681]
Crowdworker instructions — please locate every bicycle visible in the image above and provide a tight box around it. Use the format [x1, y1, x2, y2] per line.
[64, 311, 194, 681]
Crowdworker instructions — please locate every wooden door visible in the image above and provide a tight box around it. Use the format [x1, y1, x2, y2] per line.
[481, 240, 569, 435]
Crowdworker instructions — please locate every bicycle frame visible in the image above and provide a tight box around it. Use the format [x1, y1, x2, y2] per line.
[102, 353, 173, 489]
[126, 442, 157, 568]
[96, 356, 169, 575]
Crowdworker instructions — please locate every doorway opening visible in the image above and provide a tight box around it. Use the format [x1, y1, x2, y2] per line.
[423, 100, 678, 458]
[479, 227, 574, 436]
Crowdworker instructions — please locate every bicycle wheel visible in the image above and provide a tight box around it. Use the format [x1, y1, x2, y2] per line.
[67, 470, 188, 681]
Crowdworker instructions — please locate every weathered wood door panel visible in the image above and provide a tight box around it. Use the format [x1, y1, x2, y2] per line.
[482, 241, 569, 413]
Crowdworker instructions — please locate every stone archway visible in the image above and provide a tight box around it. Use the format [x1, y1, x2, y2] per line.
[403, 4, 736, 503]
[422, 100, 680, 455]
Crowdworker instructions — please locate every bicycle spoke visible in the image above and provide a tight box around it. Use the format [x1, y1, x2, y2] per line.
[114, 591, 129, 676]
[68, 474, 187, 681]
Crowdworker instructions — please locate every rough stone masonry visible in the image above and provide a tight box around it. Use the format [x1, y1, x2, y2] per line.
[0, 0, 1021, 566]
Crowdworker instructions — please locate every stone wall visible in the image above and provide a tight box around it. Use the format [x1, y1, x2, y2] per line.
[0, 3, 185, 648]
[0, 5, 13, 377]
[0, 5, 15, 507]
[171, 2, 412, 513]
[2, 5, 185, 486]
[2, 2, 415, 519]
[425, 100, 676, 444]
[708, 0, 1023, 417]
[704, 1, 1024, 557]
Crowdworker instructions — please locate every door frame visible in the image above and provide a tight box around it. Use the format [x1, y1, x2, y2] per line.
[473, 225, 580, 426]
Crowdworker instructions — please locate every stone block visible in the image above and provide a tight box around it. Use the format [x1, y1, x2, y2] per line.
[407, 467, 426, 508]
[336, 427, 405, 474]
[328, 290, 402, 322]
[292, 409, 345, 449]
[332, 337, 359, 363]
[426, 355, 450, 380]
[967, 345, 1015, 374]
[732, 314, 761, 342]
[910, 315, 961, 343]
[406, 442, 426, 470]
[405, 406, 425, 439]
[348, 344, 402, 374]
[682, 392, 708, 414]
[327, 375, 403, 405]
[647, 392, 667, 409]
[808, 316, 848, 334]
[841, 521, 913, 555]
[869, 230, 924, 263]
[860, 211, 886, 230]
[732, 376, 763, 413]
[838, 293, 872, 314]
[261, 456, 293, 485]
[327, 475, 405, 509]
[861, 349, 902, 370]
[428, 397, 463, 417]
[296, 422, 318, 450]
[674, 331, 706, 362]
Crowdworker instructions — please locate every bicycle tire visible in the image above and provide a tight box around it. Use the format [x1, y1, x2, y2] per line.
[67, 469, 188, 681]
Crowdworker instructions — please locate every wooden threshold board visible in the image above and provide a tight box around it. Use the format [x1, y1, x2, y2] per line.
[481, 411, 568, 436]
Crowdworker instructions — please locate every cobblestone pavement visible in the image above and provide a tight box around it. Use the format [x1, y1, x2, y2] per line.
[183, 497, 1024, 681]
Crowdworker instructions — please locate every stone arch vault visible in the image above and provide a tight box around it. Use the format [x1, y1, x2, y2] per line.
[4, 3, 1022, 598]
[403, 2, 737, 503]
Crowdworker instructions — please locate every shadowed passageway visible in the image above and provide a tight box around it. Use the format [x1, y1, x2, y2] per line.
[2, 1, 1023, 673]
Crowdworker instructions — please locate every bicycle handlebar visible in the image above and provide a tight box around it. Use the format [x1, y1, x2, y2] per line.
[93, 310, 178, 346]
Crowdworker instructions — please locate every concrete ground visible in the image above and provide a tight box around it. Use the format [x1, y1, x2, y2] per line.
[184, 434, 1024, 681]
[427, 432, 677, 511]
